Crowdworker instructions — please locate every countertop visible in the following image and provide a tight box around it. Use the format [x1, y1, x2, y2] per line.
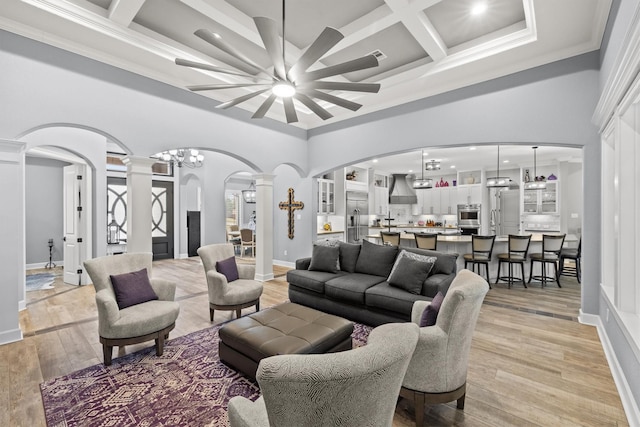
[317, 230, 344, 235]
[367, 233, 578, 243]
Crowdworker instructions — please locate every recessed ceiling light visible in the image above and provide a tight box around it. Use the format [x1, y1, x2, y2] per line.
[450, 165, 456, 169]
[471, 3, 488, 15]
[503, 160, 509, 163]
[409, 169, 414, 173]
[423, 152, 429, 157]
[372, 159, 378, 163]
[469, 147, 477, 150]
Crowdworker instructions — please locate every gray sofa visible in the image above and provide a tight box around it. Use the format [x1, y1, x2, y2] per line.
[287, 240, 458, 326]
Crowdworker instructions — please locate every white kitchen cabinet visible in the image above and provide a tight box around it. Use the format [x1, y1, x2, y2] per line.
[522, 180, 558, 214]
[317, 178, 335, 214]
[370, 172, 389, 215]
[412, 188, 434, 215]
[456, 184, 482, 205]
[433, 187, 456, 214]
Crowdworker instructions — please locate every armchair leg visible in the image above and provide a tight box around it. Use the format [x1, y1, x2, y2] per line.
[155, 334, 165, 357]
[210, 307, 215, 322]
[236, 308, 242, 318]
[102, 342, 113, 366]
[255, 301, 260, 312]
[457, 393, 466, 409]
[414, 391, 425, 427]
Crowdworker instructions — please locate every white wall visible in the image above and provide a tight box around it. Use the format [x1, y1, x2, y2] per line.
[25, 157, 68, 265]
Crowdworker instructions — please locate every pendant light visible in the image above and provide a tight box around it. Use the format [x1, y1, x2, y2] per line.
[413, 150, 433, 189]
[242, 181, 256, 203]
[486, 145, 510, 188]
[524, 146, 547, 189]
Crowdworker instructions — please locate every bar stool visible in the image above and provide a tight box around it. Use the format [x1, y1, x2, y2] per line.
[559, 237, 581, 283]
[496, 235, 532, 288]
[462, 235, 496, 287]
[380, 231, 401, 246]
[528, 234, 566, 288]
[414, 233, 438, 250]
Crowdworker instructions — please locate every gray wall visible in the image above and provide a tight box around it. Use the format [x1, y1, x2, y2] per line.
[25, 156, 68, 265]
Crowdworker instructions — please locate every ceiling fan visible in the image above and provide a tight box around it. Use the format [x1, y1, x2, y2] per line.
[175, 1, 381, 123]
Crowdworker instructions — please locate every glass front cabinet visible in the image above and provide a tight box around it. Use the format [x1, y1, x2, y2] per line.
[522, 181, 558, 214]
[318, 179, 335, 214]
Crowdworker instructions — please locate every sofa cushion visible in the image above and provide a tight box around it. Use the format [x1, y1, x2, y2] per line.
[325, 273, 387, 304]
[387, 250, 437, 294]
[422, 273, 454, 298]
[355, 240, 398, 277]
[404, 248, 458, 275]
[338, 242, 361, 273]
[109, 268, 158, 309]
[419, 291, 444, 327]
[365, 282, 431, 315]
[216, 256, 239, 282]
[286, 269, 346, 294]
[308, 244, 340, 273]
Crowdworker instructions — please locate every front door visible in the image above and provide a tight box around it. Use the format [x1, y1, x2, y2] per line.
[152, 180, 174, 260]
[187, 210, 201, 257]
[63, 164, 87, 285]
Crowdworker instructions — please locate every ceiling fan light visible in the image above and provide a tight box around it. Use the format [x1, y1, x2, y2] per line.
[272, 81, 296, 98]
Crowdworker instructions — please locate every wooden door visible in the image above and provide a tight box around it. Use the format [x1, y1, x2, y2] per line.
[187, 210, 200, 257]
[152, 180, 174, 260]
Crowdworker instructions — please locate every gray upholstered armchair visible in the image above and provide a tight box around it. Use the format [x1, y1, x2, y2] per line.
[228, 322, 419, 427]
[197, 243, 263, 321]
[83, 253, 180, 366]
[400, 269, 489, 426]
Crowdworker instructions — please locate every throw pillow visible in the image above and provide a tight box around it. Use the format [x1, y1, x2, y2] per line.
[419, 291, 444, 327]
[216, 256, 240, 282]
[110, 268, 158, 310]
[355, 240, 398, 277]
[338, 241, 361, 273]
[308, 244, 340, 273]
[387, 251, 437, 294]
[314, 239, 341, 270]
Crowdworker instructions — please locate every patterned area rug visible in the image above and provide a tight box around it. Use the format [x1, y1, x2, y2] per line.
[40, 322, 373, 427]
[26, 273, 55, 291]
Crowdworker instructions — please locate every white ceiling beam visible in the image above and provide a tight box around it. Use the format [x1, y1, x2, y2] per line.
[108, 0, 147, 27]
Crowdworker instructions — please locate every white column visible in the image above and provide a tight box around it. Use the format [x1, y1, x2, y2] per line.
[0, 140, 26, 345]
[255, 174, 274, 281]
[122, 156, 156, 254]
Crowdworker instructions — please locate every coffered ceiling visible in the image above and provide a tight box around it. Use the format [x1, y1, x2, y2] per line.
[0, 0, 611, 129]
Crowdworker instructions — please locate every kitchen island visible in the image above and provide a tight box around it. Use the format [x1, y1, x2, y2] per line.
[366, 232, 579, 283]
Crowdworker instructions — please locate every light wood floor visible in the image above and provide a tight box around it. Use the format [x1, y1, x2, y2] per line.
[3, 259, 628, 426]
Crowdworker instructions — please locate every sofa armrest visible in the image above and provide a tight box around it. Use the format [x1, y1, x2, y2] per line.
[228, 396, 270, 427]
[149, 278, 177, 301]
[295, 257, 312, 270]
[95, 289, 120, 334]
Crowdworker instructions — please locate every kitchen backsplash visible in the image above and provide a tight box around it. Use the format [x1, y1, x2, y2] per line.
[371, 204, 457, 226]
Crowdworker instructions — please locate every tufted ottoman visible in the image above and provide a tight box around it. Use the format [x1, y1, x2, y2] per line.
[218, 302, 354, 379]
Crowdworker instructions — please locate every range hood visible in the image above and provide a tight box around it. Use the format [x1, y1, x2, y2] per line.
[389, 174, 418, 204]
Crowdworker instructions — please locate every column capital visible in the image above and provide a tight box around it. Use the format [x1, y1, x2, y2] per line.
[253, 173, 275, 186]
[122, 156, 157, 174]
[0, 139, 26, 162]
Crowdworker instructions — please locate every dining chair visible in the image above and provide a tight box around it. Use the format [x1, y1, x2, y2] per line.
[496, 234, 532, 288]
[414, 233, 438, 250]
[528, 234, 566, 287]
[380, 231, 401, 246]
[240, 228, 255, 257]
[559, 236, 581, 283]
[462, 235, 496, 286]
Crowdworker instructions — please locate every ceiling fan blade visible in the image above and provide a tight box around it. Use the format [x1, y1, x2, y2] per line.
[298, 89, 362, 111]
[175, 58, 259, 79]
[287, 27, 344, 81]
[194, 29, 271, 77]
[216, 88, 271, 109]
[282, 97, 298, 123]
[254, 17, 286, 80]
[252, 93, 277, 119]
[295, 55, 379, 83]
[298, 81, 381, 93]
[294, 93, 333, 120]
[188, 83, 270, 91]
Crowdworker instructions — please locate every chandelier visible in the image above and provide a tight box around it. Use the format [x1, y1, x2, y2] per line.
[486, 145, 511, 188]
[242, 181, 256, 203]
[425, 160, 441, 171]
[155, 149, 204, 168]
[413, 150, 433, 189]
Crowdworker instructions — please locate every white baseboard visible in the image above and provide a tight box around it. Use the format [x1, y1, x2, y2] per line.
[0, 328, 23, 345]
[178, 253, 189, 259]
[255, 273, 275, 282]
[19, 300, 26, 311]
[585, 310, 640, 427]
[26, 261, 64, 270]
[273, 259, 295, 269]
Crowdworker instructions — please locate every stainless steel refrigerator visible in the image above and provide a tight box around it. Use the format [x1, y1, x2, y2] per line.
[346, 191, 369, 244]
[489, 188, 520, 236]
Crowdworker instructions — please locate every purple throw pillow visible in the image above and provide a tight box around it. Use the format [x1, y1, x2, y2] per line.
[216, 256, 239, 282]
[110, 268, 158, 310]
[419, 291, 444, 327]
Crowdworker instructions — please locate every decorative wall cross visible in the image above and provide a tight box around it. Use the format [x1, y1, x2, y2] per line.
[279, 188, 304, 239]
